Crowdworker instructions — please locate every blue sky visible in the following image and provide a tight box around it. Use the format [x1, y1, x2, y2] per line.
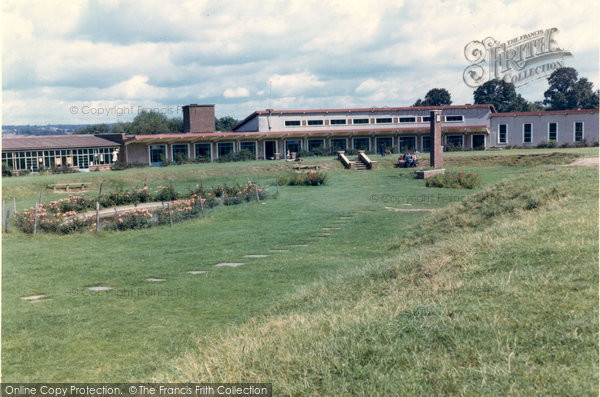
[2, 0, 598, 124]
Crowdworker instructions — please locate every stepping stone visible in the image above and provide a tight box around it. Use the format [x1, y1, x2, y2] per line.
[322, 228, 333, 231]
[21, 294, 47, 302]
[290, 244, 309, 247]
[215, 262, 245, 267]
[243, 254, 269, 258]
[339, 216, 351, 219]
[87, 286, 113, 291]
[146, 278, 166, 282]
[187, 271, 209, 275]
[269, 249, 289, 253]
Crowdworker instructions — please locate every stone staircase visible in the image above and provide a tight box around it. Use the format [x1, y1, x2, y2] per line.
[337, 150, 376, 171]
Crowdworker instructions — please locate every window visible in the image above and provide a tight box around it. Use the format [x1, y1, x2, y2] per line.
[398, 117, 416, 123]
[308, 139, 324, 151]
[307, 120, 323, 126]
[445, 115, 464, 122]
[285, 120, 301, 126]
[353, 118, 369, 124]
[421, 136, 431, 151]
[195, 143, 211, 160]
[330, 138, 347, 151]
[498, 124, 507, 144]
[376, 137, 393, 152]
[239, 141, 257, 157]
[285, 140, 302, 153]
[398, 136, 416, 152]
[375, 118, 392, 124]
[522, 123, 532, 143]
[574, 122, 584, 142]
[172, 144, 189, 162]
[446, 135, 464, 148]
[150, 145, 167, 165]
[422, 116, 431, 122]
[330, 119, 346, 125]
[352, 137, 370, 151]
[548, 122, 557, 141]
[217, 142, 234, 157]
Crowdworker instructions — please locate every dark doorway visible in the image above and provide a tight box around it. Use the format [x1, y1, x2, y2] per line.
[472, 135, 485, 150]
[265, 141, 276, 159]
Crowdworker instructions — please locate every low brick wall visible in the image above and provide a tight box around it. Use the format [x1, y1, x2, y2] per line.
[416, 169, 446, 179]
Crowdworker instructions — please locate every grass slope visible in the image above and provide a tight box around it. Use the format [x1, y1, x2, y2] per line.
[161, 166, 598, 396]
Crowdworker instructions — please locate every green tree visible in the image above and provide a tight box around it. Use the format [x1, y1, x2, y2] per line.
[473, 79, 520, 113]
[413, 88, 452, 106]
[215, 116, 238, 131]
[129, 110, 171, 134]
[74, 124, 111, 134]
[543, 67, 599, 110]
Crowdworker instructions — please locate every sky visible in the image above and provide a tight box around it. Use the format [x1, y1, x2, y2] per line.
[2, 0, 599, 125]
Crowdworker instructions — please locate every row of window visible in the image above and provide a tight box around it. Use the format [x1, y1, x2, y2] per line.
[146, 135, 478, 163]
[2, 147, 119, 171]
[497, 121, 585, 144]
[283, 115, 463, 127]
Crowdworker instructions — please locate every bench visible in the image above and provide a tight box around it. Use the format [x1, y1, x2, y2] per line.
[47, 182, 92, 192]
[293, 164, 319, 172]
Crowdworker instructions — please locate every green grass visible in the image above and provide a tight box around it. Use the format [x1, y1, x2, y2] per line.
[2, 148, 597, 393]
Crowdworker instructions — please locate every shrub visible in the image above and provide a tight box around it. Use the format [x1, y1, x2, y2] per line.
[537, 140, 557, 148]
[280, 171, 327, 186]
[425, 171, 481, 189]
[217, 149, 255, 163]
[2, 162, 12, 177]
[155, 184, 178, 202]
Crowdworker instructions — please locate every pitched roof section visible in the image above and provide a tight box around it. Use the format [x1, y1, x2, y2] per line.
[234, 104, 496, 131]
[2, 135, 121, 151]
[491, 109, 599, 117]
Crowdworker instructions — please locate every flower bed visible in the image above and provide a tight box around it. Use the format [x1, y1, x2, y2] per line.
[15, 182, 267, 234]
[280, 171, 327, 186]
[425, 171, 481, 189]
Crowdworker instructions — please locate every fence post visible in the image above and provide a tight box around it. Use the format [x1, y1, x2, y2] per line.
[144, 177, 148, 188]
[38, 188, 43, 205]
[13, 197, 17, 213]
[167, 202, 173, 228]
[276, 179, 279, 194]
[5, 208, 10, 232]
[95, 202, 100, 233]
[198, 194, 205, 217]
[33, 202, 39, 236]
[98, 182, 104, 197]
[255, 183, 260, 202]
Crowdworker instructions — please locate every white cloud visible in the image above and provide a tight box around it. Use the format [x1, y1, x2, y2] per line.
[223, 87, 250, 98]
[1, 0, 598, 124]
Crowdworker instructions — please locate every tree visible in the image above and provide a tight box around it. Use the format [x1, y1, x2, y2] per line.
[128, 110, 172, 134]
[413, 88, 452, 106]
[543, 67, 599, 110]
[215, 116, 238, 131]
[473, 79, 520, 113]
[74, 124, 111, 134]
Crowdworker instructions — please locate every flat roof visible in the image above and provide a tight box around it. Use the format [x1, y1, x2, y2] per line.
[234, 104, 496, 130]
[491, 109, 599, 117]
[2, 135, 121, 151]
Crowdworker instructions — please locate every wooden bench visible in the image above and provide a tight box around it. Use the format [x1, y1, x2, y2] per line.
[293, 164, 319, 172]
[47, 182, 92, 192]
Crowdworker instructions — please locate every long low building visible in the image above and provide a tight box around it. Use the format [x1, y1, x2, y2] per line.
[2, 104, 598, 171]
[2, 134, 124, 172]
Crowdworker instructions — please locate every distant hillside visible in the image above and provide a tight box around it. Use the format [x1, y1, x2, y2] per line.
[2, 124, 117, 136]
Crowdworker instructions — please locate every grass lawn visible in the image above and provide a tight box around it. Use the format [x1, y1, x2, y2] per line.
[1, 148, 598, 393]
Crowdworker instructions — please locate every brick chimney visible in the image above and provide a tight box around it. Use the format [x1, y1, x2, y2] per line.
[182, 104, 215, 133]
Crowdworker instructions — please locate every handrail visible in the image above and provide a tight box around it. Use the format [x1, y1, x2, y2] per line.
[357, 151, 377, 169]
[337, 151, 353, 169]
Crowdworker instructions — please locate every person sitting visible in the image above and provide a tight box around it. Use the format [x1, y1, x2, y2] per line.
[410, 152, 419, 167]
[404, 153, 412, 168]
[395, 154, 405, 168]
